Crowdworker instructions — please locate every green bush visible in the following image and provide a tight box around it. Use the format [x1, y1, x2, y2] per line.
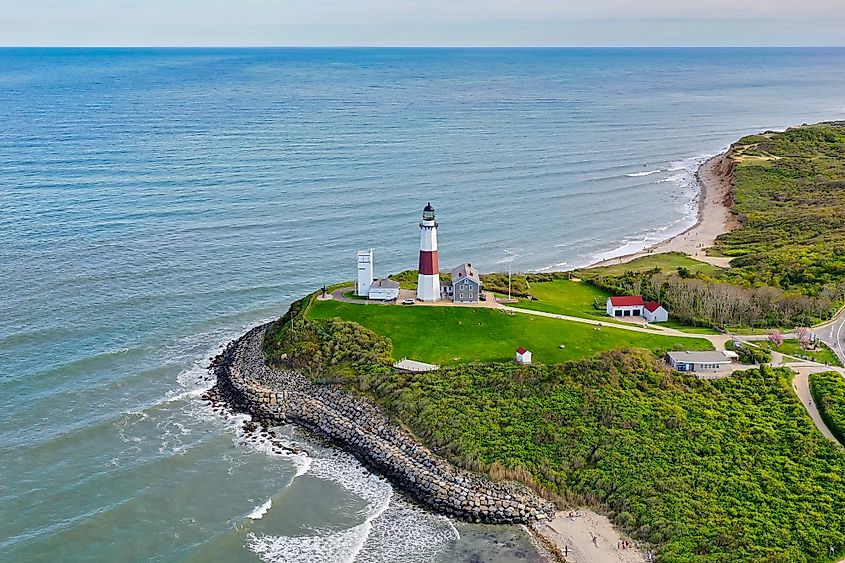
[355, 352, 845, 561]
[810, 371, 845, 446]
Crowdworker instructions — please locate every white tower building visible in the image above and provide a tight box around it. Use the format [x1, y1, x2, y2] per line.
[357, 249, 374, 297]
[416, 202, 440, 302]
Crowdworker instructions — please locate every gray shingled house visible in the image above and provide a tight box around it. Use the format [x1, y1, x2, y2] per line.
[450, 263, 482, 303]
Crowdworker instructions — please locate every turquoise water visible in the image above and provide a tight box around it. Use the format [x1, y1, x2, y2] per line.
[2, 48, 844, 562]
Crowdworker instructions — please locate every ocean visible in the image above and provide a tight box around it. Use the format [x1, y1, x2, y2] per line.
[1, 47, 844, 562]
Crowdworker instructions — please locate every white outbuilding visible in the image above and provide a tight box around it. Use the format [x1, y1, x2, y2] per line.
[515, 347, 532, 365]
[357, 249, 374, 296]
[643, 301, 669, 323]
[606, 296, 645, 318]
[368, 279, 400, 301]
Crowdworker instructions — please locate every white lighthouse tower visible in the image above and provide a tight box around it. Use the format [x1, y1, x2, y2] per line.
[416, 202, 440, 302]
[357, 249, 374, 296]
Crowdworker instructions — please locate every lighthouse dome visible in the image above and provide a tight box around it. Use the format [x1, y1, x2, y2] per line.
[422, 202, 436, 221]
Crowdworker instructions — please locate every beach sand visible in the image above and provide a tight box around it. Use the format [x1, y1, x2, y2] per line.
[588, 152, 738, 269]
[532, 153, 739, 562]
[533, 510, 649, 563]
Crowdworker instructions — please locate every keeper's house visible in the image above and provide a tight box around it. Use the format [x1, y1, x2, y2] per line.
[450, 263, 483, 303]
[666, 351, 734, 373]
[606, 295, 644, 318]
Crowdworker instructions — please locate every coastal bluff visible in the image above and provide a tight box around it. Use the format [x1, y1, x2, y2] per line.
[204, 323, 555, 525]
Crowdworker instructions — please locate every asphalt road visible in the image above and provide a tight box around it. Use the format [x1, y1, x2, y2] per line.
[818, 311, 845, 366]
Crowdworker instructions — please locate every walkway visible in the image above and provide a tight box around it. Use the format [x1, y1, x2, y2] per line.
[790, 366, 845, 449]
[497, 304, 732, 349]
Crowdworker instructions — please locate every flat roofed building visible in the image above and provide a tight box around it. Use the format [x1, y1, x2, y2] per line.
[368, 278, 400, 301]
[666, 351, 734, 373]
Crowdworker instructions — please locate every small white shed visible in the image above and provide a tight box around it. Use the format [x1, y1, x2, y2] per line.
[643, 301, 669, 323]
[515, 347, 532, 365]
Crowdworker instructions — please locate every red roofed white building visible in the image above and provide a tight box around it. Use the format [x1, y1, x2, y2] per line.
[515, 347, 532, 365]
[606, 296, 645, 318]
[643, 300, 669, 323]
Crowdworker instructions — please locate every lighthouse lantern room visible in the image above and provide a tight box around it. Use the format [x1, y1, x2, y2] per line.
[416, 202, 440, 301]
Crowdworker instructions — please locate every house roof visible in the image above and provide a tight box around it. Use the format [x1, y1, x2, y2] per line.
[666, 351, 732, 364]
[609, 296, 644, 307]
[644, 300, 663, 312]
[370, 278, 400, 289]
[516, 347, 528, 354]
[450, 263, 482, 286]
[393, 358, 439, 372]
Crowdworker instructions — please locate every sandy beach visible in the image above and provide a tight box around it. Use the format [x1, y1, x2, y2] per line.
[587, 152, 739, 269]
[533, 510, 649, 563]
[532, 152, 740, 561]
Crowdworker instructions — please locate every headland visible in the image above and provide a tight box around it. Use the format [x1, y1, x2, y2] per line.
[206, 122, 845, 563]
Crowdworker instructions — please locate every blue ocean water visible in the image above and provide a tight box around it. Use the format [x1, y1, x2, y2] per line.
[1, 48, 844, 562]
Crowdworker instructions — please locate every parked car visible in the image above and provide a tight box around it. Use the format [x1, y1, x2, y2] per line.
[402, 299, 415, 305]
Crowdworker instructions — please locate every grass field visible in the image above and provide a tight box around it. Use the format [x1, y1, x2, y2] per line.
[759, 339, 843, 367]
[575, 252, 723, 278]
[308, 299, 713, 365]
[509, 279, 609, 318]
[509, 278, 722, 335]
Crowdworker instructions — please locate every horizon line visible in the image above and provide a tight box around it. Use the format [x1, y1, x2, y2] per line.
[2, 44, 845, 49]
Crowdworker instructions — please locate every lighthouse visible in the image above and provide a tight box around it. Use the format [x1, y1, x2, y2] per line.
[416, 202, 440, 301]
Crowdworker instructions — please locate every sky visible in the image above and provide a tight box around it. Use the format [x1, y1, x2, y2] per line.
[2, 0, 845, 47]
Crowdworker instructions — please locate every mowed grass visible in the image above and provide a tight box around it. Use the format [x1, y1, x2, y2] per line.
[308, 299, 713, 365]
[510, 279, 722, 335]
[760, 339, 843, 367]
[510, 279, 610, 319]
[576, 252, 723, 278]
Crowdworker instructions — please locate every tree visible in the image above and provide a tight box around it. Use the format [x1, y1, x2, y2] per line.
[768, 329, 785, 347]
[795, 326, 813, 350]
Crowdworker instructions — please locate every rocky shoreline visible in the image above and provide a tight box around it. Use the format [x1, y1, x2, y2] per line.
[203, 322, 556, 525]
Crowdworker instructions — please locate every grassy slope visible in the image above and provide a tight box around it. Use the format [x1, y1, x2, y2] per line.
[810, 371, 845, 446]
[307, 299, 712, 365]
[508, 279, 610, 320]
[509, 277, 723, 335]
[363, 357, 845, 562]
[715, 123, 845, 295]
[576, 252, 723, 278]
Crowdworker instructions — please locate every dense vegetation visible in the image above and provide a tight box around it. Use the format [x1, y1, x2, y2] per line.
[715, 123, 845, 297]
[356, 358, 845, 562]
[587, 265, 836, 329]
[810, 371, 845, 446]
[267, 301, 845, 562]
[306, 297, 712, 365]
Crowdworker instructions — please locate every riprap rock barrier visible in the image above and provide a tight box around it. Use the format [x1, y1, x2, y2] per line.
[204, 323, 555, 525]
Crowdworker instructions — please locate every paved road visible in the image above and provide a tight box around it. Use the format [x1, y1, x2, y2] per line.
[817, 309, 845, 366]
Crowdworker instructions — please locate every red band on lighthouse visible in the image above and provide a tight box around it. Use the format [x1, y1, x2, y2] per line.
[419, 250, 439, 276]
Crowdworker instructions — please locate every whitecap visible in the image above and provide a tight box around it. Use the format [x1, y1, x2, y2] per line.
[247, 499, 272, 520]
[625, 169, 661, 177]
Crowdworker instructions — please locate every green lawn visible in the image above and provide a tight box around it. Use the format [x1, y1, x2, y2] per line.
[575, 252, 722, 278]
[759, 339, 843, 367]
[308, 299, 713, 365]
[508, 279, 721, 335]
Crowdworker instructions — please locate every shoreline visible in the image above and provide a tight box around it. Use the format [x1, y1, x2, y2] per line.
[204, 324, 556, 526]
[584, 151, 738, 270]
